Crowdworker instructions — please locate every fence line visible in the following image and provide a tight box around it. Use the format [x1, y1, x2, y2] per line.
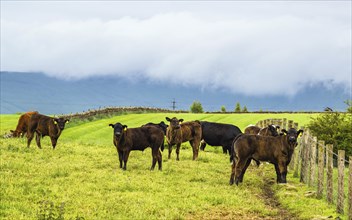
[256, 118, 351, 218]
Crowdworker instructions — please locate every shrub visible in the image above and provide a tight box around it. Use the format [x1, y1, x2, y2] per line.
[307, 100, 352, 158]
[190, 101, 204, 113]
[242, 106, 248, 113]
[221, 106, 226, 112]
[234, 102, 241, 113]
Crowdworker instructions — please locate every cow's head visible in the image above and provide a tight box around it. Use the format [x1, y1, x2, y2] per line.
[281, 128, 303, 147]
[268, 125, 279, 136]
[158, 121, 168, 134]
[166, 117, 183, 130]
[53, 118, 69, 130]
[10, 130, 20, 137]
[109, 122, 127, 140]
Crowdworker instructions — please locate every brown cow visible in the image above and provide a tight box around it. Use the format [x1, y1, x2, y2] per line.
[27, 114, 69, 149]
[10, 111, 39, 137]
[165, 117, 202, 161]
[109, 122, 164, 170]
[244, 124, 280, 166]
[229, 128, 303, 185]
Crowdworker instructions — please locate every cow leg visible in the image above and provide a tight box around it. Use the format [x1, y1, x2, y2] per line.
[200, 140, 206, 151]
[190, 140, 199, 160]
[238, 158, 252, 183]
[278, 161, 288, 183]
[27, 132, 35, 148]
[151, 148, 158, 170]
[274, 164, 281, 183]
[229, 159, 236, 185]
[122, 151, 130, 170]
[50, 137, 57, 149]
[234, 158, 248, 185]
[35, 132, 42, 149]
[175, 143, 181, 161]
[157, 150, 162, 171]
[168, 143, 173, 160]
[222, 146, 228, 154]
[118, 150, 123, 169]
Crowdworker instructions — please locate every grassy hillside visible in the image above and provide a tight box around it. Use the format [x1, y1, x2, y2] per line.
[0, 112, 317, 146]
[0, 113, 345, 219]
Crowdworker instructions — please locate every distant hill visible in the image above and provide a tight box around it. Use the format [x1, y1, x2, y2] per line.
[0, 72, 349, 114]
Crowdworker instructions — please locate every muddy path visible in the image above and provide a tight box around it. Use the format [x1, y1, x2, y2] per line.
[261, 175, 299, 220]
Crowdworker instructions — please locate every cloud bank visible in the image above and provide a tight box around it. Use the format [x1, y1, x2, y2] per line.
[1, 3, 351, 97]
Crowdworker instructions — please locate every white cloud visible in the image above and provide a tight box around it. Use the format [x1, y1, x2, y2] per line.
[1, 1, 351, 96]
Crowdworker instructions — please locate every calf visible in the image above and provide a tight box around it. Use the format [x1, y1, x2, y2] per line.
[200, 121, 242, 155]
[244, 125, 261, 135]
[142, 121, 168, 135]
[229, 128, 303, 185]
[27, 114, 69, 149]
[244, 124, 279, 136]
[165, 117, 202, 161]
[258, 125, 280, 136]
[109, 123, 164, 170]
[10, 111, 39, 137]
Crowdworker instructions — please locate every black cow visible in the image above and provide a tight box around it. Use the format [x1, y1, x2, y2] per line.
[200, 121, 242, 155]
[142, 121, 168, 135]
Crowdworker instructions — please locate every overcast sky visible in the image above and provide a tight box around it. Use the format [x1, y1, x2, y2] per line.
[1, 1, 351, 97]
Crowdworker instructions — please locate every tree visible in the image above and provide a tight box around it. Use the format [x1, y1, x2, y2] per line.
[190, 101, 204, 113]
[307, 100, 352, 158]
[242, 106, 248, 113]
[221, 106, 226, 112]
[234, 102, 241, 113]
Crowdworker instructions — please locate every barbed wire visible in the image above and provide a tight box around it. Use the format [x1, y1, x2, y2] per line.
[306, 134, 350, 164]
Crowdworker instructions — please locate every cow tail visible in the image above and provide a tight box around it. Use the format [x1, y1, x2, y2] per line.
[230, 134, 243, 162]
[160, 142, 164, 152]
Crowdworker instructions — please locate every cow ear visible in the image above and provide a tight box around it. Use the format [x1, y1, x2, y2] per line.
[297, 129, 303, 136]
[109, 124, 114, 128]
[65, 119, 69, 124]
[123, 125, 128, 131]
[281, 129, 287, 134]
[165, 117, 171, 122]
[53, 119, 58, 124]
[179, 119, 184, 123]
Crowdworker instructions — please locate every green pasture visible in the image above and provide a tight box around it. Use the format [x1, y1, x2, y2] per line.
[0, 113, 347, 219]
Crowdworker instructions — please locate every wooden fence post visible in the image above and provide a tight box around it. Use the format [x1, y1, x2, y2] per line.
[300, 129, 310, 183]
[348, 156, 352, 220]
[309, 137, 317, 187]
[326, 144, 334, 204]
[289, 122, 299, 171]
[337, 150, 345, 214]
[288, 120, 293, 129]
[293, 126, 304, 178]
[317, 140, 325, 199]
[282, 118, 287, 130]
[277, 119, 283, 131]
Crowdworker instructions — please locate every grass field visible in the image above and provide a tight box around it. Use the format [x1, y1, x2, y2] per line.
[0, 113, 347, 219]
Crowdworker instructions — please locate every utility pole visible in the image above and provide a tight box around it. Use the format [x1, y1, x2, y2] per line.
[172, 98, 176, 111]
